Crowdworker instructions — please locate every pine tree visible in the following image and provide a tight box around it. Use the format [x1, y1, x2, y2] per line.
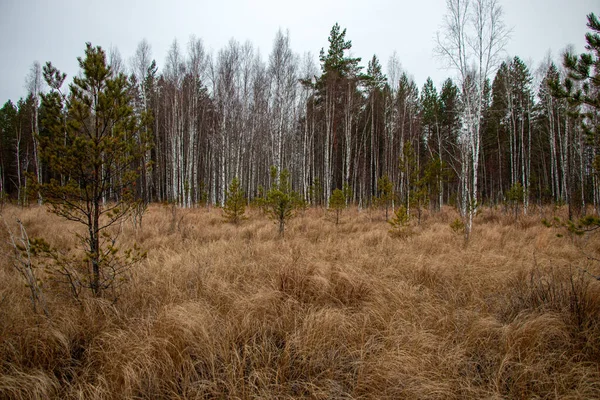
[420, 78, 444, 211]
[0, 101, 18, 201]
[506, 182, 524, 221]
[329, 188, 346, 225]
[421, 78, 441, 157]
[223, 177, 246, 224]
[309, 177, 323, 207]
[37, 43, 149, 296]
[316, 23, 363, 203]
[366, 55, 387, 199]
[439, 78, 461, 202]
[551, 12, 600, 225]
[562, 13, 600, 187]
[377, 174, 394, 220]
[318, 23, 361, 79]
[388, 205, 414, 239]
[266, 167, 298, 237]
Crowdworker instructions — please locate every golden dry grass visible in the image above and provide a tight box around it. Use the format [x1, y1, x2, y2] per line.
[1, 204, 599, 399]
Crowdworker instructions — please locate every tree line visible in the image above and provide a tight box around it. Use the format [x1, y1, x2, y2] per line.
[1, 5, 599, 227]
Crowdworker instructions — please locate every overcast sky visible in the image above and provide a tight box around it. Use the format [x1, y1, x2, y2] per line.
[0, 0, 597, 105]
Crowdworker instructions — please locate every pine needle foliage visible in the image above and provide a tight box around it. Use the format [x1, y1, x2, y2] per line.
[388, 205, 414, 239]
[562, 13, 600, 174]
[329, 188, 346, 225]
[223, 177, 246, 224]
[377, 174, 394, 220]
[35, 43, 149, 297]
[506, 182, 524, 221]
[266, 167, 298, 237]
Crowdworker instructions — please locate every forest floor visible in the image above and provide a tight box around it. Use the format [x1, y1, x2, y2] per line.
[1, 204, 600, 399]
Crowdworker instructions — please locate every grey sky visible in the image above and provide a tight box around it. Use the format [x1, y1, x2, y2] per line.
[0, 0, 597, 105]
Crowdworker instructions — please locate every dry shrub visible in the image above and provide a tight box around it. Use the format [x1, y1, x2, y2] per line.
[1, 204, 599, 399]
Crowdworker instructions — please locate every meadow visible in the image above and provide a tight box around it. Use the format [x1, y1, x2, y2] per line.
[1, 204, 599, 399]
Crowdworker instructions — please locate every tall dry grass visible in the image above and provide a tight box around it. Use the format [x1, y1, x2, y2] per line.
[0, 204, 599, 399]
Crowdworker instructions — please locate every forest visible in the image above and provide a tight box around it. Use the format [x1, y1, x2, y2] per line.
[1, 1, 600, 398]
[0, 5, 598, 234]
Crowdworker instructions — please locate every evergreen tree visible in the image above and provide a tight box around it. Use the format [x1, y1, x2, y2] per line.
[0, 101, 18, 199]
[342, 182, 352, 206]
[388, 205, 412, 239]
[562, 13, 600, 184]
[439, 78, 461, 202]
[266, 167, 298, 237]
[316, 23, 363, 202]
[365, 55, 387, 198]
[308, 177, 322, 207]
[421, 77, 444, 210]
[37, 43, 149, 296]
[329, 188, 346, 225]
[548, 12, 600, 221]
[318, 23, 361, 79]
[421, 78, 441, 153]
[223, 177, 246, 224]
[487, 57, 534, 210]
[377, 174, 394, 220]
[506, 182, 524, 221]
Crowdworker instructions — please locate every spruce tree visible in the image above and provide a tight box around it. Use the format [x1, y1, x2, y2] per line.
[223, 177, 246, 224]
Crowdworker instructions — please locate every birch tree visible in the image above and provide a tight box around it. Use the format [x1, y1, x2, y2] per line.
[435, 0, 509, 239]
[299, 52, 319, 202]
[538, 63, 566, 203]
[164, 39, 186, 205]
[26, 61, 44, 202]
[268, 29, 298, 174]
[185, 35, 208, 207]
[130, 39, 155, 203]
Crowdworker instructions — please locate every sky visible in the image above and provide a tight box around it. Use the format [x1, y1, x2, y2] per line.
[0, 0, 597, 105]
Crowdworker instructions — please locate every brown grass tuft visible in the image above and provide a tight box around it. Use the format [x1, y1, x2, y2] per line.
[0, 204, 599, 398]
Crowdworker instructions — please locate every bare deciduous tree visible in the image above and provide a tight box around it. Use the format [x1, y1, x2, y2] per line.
[25, 61, 44, 203]
[435, 0, 509, 239]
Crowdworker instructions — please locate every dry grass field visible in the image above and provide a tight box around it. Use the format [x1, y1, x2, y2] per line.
[1, 204, 599, 399]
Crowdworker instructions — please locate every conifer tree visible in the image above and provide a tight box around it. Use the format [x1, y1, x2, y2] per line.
[37, 43, 149, 296]
[377, 174, 394, 220]
[309, 177, 323, 207]
[388, 204, 415, 240]
[562, 13, 600, 178]
[329, 188, 346, 225]
[223, 177, 246, 224]
[506, 182, 524, 221]
[316, 23, 363, 202]
[266, 167, 298, 237]
[551, 12, 600, 226]
[0, 101, 19, 201]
